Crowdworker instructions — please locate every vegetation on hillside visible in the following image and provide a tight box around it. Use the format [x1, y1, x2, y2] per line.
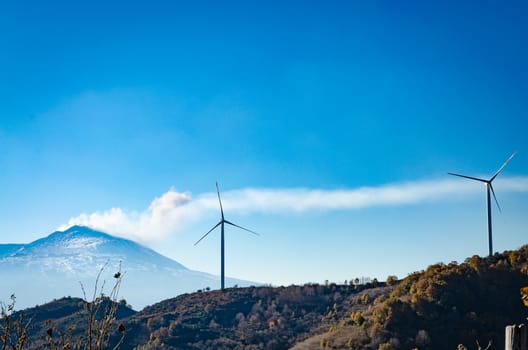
[124, 282, 387, 349]
[2, 245, 528, 349]
[1, 264, 132, 350]
[297, 246, 528, 350]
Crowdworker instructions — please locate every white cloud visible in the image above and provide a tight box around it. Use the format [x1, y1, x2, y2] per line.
[58, 176, 528, 242]
[58, 189, 195, 242]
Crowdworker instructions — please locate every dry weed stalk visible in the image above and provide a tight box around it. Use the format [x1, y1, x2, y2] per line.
[2, 262, 126, 350]
[74, 261, 126, 350]
[0, 295, 31, 350]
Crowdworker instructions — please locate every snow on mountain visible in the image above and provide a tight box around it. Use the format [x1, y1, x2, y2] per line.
[0, 226, 255, 310]
[0, 244, 24, 257]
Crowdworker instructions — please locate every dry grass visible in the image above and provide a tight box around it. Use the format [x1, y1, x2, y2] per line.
[1, 262, 126, 350]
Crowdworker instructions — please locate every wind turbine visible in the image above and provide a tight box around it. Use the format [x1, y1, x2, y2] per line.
[448, 151, 516, 256]
[194, 182, 259, 290]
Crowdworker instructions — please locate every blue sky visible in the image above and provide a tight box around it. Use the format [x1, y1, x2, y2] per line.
[1, 1, 527, 286]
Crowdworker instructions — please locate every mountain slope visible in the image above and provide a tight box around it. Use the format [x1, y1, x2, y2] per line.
[123, 283, 390, 350]
[4, 244, 528, 350]
[0, 243, 23, 257]
[119, 245, 528, 350]
[0, 226, 254, 309]
[294, 246, 528, 350]
[14, 282, 391, 350]
[8, 225, 186, 273]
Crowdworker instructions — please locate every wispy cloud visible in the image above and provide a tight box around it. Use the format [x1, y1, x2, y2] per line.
[58, 176, 528, 242]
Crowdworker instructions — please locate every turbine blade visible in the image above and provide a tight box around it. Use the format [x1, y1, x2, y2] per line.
[490, 184, 502, 213]
[447, 173, 488, 183]
[216, 182, 224, 219]
[224, 220, 260, 236]
[490, 151, 517, 182]
[194, 221, 222, 246]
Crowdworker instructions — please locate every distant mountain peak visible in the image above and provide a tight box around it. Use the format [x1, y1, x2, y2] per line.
[0, 226, 256, 309]
[49, 225, 114, 240]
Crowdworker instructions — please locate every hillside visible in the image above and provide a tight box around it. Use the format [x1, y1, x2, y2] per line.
[11, 282, 390, 350]
[3, 245, 528, 349]
[124, 283, 389, 349]
[295, 247, 528, 350]
[120, 245, 528, 350]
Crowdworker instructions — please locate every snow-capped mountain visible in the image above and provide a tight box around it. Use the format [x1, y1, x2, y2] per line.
[0, 226, 254, 310]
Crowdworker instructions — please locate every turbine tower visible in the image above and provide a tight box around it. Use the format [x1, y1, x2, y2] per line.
[194, 182, 259, 290]
[448, 151, 516, 256]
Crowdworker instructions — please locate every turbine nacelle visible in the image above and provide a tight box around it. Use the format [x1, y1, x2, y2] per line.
[448, 150, 516, 212]
[447, 173, 500, 212]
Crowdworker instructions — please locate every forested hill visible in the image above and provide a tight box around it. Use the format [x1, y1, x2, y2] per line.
[294, 246, 528, 350]
[119, 245, 528, 349]
[124, 282, 390, 349]
[7, 245, 528, 350]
